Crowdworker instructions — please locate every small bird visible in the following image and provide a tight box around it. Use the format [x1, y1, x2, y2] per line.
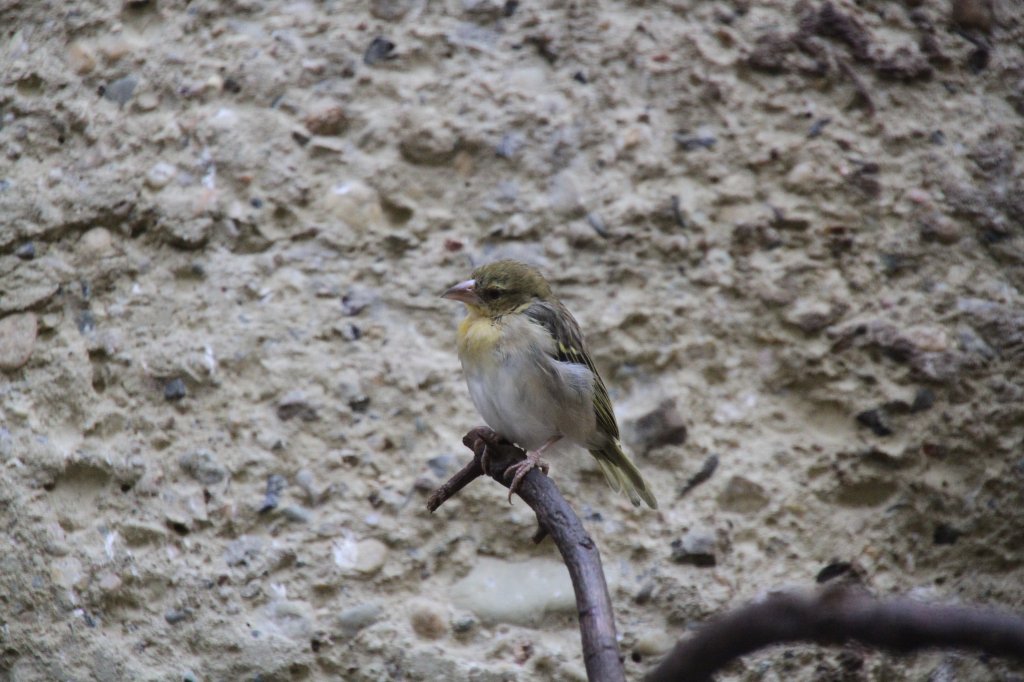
[442, 260, 658, 509]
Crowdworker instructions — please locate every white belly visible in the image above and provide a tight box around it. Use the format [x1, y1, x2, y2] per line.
[462, 342, 596, 451]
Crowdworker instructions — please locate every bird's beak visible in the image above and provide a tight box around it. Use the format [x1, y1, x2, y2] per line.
[441, 278, 480, 305]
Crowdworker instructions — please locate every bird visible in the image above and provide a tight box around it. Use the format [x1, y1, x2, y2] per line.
[442, 259, 658, 509]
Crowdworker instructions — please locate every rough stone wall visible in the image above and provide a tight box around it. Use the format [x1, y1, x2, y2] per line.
[1, 0, 1022, 679]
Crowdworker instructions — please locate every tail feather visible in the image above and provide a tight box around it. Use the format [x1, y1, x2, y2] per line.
[590, 441, 658, 509]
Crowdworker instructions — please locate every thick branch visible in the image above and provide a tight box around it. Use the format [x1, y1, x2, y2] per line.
[646, 586, 1024, 682]
[428, 427, 625, 682]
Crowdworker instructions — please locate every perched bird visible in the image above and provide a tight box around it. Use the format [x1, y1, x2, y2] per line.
[442, 260, 658, 509]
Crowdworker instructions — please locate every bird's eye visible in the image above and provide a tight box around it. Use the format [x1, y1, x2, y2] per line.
[479, 287, 499, 301]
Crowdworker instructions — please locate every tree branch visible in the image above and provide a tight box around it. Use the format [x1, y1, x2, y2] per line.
[428, 427, 625, 682]
[645, 586, 1024, 682]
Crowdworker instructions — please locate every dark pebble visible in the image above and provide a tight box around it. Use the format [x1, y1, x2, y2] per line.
[364, 37, 396, 65]
[679, 454, 719, 498]
[165, 608, 192, 624]
[76, 309, 96, 334]
[341, 323, 362, 341]
[669, 530, 716, 567]
[259, 474, 287, 514]
[164, 378, 187, 402]
[586, 212, 608, 238]
[816, 561, 853, 583]
[933, 523, 961, 545]
[15, 242, 35, 260]
[348, 395, 370, 412]
[911, 387, 935, 412]
[855, 409, 892, 436]
[808, 118, 831, 138]
[103, 76, 138, 105]
[673, 133, 716, 151]
[502, 0, 518, 17]
[631, 399, 688, 454]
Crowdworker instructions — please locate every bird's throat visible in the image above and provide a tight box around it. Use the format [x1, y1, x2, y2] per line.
[457, 311, 502, 363]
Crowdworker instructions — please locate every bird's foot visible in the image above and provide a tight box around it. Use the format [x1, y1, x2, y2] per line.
[503, 450, 550, 504]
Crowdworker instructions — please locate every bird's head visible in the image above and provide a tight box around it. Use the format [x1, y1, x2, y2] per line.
[442, 259, 553, 317]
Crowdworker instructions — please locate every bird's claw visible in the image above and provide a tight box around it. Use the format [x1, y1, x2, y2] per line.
[503, 450, 550, 504]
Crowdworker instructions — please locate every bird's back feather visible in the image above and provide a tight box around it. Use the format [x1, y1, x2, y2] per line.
[524, 301, 658, 509]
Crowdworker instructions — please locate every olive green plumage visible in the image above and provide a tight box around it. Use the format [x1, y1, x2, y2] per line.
[444, 259, 658, 509]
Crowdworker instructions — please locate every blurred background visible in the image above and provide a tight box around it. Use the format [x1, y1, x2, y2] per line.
[1, 0, 1022, 679]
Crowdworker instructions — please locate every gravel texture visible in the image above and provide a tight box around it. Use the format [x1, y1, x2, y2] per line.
[1, 0, 1023, 680]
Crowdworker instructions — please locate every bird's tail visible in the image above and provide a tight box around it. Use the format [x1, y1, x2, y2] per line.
[590, 440, 658, 509]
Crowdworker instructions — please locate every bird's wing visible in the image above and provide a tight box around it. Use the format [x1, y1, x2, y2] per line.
[523, 300, 620, 440]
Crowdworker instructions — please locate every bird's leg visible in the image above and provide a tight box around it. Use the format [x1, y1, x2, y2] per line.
[504, 435, 559, 503]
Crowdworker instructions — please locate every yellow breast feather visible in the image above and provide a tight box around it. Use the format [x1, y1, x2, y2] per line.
[457, 312, 503, 364]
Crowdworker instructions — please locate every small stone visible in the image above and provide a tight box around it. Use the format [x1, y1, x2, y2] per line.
[918, 211, 961, 244]
[364, 37, 396, 66]
[716, 476, 769, 514]
[0, 312, 37, 371]
[370, 0, 412, 20]
[856, 409, 893, 436]
[178, 449, 227, 485]
[103, 76, 137, 105]
[340, 288, 376, 317]
[399, 116, 457, 165]
[134, 92, 159, 111]
[451, 614, 477, 635]
[276, 391, 319, 421]
[629, 399, 688, 454]
[633, 630, 676, 657]
[225, 535, 263, 567]
[67, 41, 97, 74]
[120, 520, 168, 547]
[281, 505, 311, 523]
[337, 603, 383, 636]
[145, 161, 177, 189]
[295, 469, 321, 504]
[258, 474, 287, 513]
[409, 601, 447, 640]
[951, 0, 993, 31]
[586, 212, 609, 238]
[304, 102, 348, 136]
[670, 528, 717, 567]
[322, 180, 385, 232]
[97, 572, 122, 593]
[354, 538, 388, 575]
[911, 387, 935, 412]
[164, 377, 186, 402]
[547, 171, 583, 217]
[784, 298, 846, 333]
[15, 242, 35, 260]
[78, 227, 113, 259]
[451, 558, 575, 626]
[165, 608, 193, 625]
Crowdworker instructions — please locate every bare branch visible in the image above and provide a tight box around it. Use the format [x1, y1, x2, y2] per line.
[428, 427, 626, 682]
[646, 586, 1024, 682]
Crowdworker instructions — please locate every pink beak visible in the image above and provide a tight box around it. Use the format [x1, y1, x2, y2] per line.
[441, 278, 480, 305]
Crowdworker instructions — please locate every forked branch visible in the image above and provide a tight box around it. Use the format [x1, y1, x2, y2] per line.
[428, 427, 625, 682]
